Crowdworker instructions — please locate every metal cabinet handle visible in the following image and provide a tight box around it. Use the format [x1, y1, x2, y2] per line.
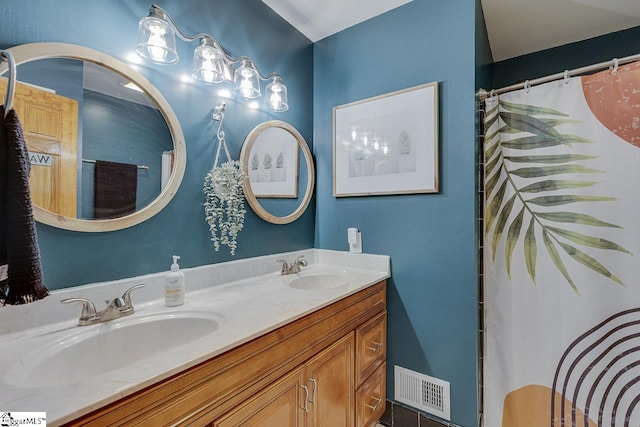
[300, 385, 309, 412]
[308, 378, 317, 404]
[366, 396, 382, 411]
[366, 341, 383, 352]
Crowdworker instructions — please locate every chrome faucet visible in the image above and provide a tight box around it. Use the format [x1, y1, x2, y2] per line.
[276, 255, 308, 275]
[61, 284, 146, 326]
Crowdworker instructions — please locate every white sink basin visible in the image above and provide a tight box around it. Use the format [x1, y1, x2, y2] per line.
[286, 272, 350, 290]
[5, 311, 222, 388]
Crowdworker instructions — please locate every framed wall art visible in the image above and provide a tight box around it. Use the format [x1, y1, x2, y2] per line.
[243, 122, 300, 198]
[333, 81, 439, 197]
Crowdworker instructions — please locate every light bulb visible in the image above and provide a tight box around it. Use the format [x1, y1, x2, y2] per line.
[239, 75, 254, 98]
[148, 32, 168, 62]
[269, 91, 282, 109]
[200, 66, 216, 84]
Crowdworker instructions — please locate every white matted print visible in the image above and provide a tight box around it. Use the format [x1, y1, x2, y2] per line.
[333, 81, 439, 196]
[247, 126, 299, 198]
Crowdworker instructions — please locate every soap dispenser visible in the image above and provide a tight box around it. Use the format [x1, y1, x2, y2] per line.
[165, 255, 185, 307]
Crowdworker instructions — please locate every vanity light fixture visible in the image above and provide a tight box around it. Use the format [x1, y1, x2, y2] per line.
[136, 4, 289, 112]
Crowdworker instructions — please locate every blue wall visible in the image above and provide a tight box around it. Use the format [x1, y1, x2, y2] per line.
[313, 1, 479, 425]
[493, 25, 640, 88]
[81, 90, 173, 218]
[0, 0, 314, 289]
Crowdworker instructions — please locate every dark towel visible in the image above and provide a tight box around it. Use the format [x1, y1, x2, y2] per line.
[94, 160, 137, 219]
[0, 106, 50, 305]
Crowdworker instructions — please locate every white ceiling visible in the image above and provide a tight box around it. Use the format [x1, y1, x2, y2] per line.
[260, 0, 413, 43]
[260, 0, 640, 61]
[484, 0, 640, 61]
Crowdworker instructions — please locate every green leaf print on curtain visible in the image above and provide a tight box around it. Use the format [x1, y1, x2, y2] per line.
[484, 100, 631, 292]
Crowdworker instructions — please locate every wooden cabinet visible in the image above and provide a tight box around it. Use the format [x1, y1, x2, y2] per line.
[65, 281, 386, 427]
[305, 333, 355, 427]
[213, 367, 307, 427]
[215, 334, 356, 427]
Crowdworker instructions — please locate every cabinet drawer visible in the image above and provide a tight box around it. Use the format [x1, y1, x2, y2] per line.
[356, 362, 386, 427]
[355, 310, 386, 386]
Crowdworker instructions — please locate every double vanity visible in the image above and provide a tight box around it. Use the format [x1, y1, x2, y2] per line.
[0, 42, 387, 426]
[0, 249, 389, 426]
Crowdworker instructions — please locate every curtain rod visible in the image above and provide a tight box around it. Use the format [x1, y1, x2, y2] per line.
[477, 52, 640, 101]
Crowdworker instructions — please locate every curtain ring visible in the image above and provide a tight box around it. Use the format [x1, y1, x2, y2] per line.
[524, 80, 531, 94]
[563, 70, 570, 85]
[489, 89, 496, 102]
[612, 58, 619, 75]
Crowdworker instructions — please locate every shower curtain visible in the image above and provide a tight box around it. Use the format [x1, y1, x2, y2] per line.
[483, 61, 640, 427]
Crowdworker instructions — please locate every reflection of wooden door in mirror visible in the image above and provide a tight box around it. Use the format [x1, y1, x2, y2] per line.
[0, 78, 78, 217]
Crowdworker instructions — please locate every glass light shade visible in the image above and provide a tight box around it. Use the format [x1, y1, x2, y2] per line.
[192, 40, 226, 84]
[136, 16, 178, 64]
[264, 76, 288, 112]
[233, 60, 261, 99]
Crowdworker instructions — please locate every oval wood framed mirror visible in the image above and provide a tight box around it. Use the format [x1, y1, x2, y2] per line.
[0, 42, 186, 232]
[240, 121, 314, 224]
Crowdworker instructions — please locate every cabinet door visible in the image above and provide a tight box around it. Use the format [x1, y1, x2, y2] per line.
[305, 332, 355, 427]
[213, 367, 307, 427]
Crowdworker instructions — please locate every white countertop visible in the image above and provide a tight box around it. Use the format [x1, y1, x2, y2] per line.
[0, 249, 389, 426]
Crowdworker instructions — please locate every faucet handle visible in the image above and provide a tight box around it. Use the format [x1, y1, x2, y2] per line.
[276, 258, 292, 275]
[121, 283, 146, 308]
[276, 258, 290, 272]
[294, 255, 308, 266]
[61, 298, 97, 322]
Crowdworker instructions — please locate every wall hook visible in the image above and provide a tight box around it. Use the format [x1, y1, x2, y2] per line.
[211, 102, 231, 168]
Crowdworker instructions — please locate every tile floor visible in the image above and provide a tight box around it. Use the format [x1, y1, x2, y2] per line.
[378, 400, 450, 426]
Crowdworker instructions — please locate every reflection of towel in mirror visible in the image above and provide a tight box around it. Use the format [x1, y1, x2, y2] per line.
[94, 160, 137, 219]
[0, 106, 50, 305]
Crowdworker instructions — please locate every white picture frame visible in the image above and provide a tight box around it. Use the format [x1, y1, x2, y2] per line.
[246, 125, 299, 198]
[333, 81, 439, 197]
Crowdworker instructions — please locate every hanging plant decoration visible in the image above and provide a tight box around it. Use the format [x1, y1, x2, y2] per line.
[203, 103, 247, 255]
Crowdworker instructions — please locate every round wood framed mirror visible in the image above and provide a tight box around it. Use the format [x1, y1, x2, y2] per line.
[240, 121, 314, 224]
[0, 43, 186, 232]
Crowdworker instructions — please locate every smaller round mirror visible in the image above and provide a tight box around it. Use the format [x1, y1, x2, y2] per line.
[240, 121, 314, 224]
